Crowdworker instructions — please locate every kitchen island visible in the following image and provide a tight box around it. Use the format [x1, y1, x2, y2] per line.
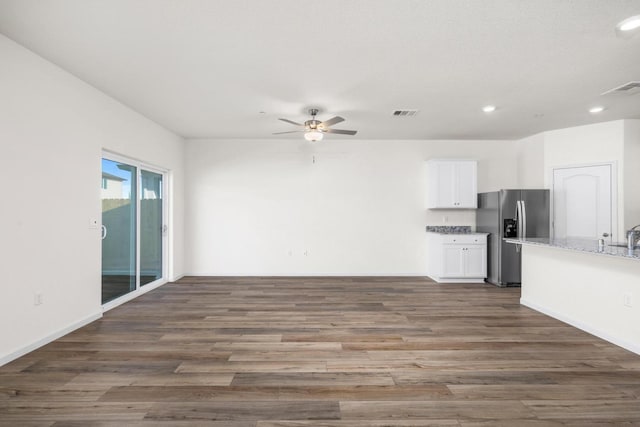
[505, 237, 640, 354]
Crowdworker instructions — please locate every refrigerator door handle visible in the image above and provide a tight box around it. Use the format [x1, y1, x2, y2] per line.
[522, 200, 527, 239]
[515, 201, 520, 237]
[516, 201, 523, 238]
[515, 200, 522, 253]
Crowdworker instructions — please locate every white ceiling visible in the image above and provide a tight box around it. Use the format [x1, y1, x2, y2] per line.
[1, 0, 640, 140]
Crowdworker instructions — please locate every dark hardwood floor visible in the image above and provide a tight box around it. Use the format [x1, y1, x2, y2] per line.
[1, 276, 640, 426]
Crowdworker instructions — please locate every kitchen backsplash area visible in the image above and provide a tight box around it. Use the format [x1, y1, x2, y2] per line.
[425, 225, 472, 234]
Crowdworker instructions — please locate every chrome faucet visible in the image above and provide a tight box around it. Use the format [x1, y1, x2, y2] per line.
[628, 225, 640, 250]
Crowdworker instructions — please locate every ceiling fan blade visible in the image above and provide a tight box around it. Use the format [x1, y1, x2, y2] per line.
[278, 118, 303, 126]
[325, 128, 357, 135]
[320, 116, 345, 127]
[273, 130, 304, 135]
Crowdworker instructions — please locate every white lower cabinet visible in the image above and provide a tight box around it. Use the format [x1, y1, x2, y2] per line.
[463, 245, 487, 277]
[426, 233, 488, 283]
[442, 245, 466, 277]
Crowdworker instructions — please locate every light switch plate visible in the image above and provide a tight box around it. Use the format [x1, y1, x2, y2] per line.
[89, 218, 98, 229]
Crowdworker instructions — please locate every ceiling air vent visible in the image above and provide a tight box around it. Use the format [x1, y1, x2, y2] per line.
[601, 81, 640, 95]
[392, 109, 419, 117]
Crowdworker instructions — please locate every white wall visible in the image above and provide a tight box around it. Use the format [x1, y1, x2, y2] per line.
[0, 34, 185, 365]
[185, 138, 518, 276]
[543, 120, 627, 241]
[515, 119, 640, 241]
[624, 120, 640, 232]
[516, 132, 545, 188]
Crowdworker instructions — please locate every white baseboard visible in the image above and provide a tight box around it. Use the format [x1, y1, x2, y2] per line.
[521, 297, 640, 356]
[170, 274, 185, 282]
[0, 311, 103, 367]
[1, 279, 176, 366]
[427, 276, 486, 284]
[183, 273, 429, 277]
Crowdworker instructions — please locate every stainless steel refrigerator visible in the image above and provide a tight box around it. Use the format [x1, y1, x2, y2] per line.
[476, 190, 550, 287]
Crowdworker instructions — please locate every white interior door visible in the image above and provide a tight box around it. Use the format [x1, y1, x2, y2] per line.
[552, 164, 613, 240]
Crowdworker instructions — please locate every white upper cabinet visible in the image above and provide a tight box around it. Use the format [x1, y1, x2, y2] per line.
[427, 160, 477, 209]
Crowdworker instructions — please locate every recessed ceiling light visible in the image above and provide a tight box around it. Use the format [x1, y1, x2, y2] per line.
[482, 105, 496, 113]
[617, 15, 640, 32]
[589, 106, 605, 114]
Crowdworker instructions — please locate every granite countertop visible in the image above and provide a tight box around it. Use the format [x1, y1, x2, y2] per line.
[504, 237, 640, 261]
[426, 226, 471, 234]
[427, 231, 489, 235]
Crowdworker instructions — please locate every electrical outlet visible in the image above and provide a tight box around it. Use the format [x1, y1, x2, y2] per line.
[34, 292, 43, 306]
[623, 293, 632, 308]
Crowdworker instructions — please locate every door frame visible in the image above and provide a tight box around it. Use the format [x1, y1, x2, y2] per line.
[550, 161, 617, 241]
[101, 150, 169, 312]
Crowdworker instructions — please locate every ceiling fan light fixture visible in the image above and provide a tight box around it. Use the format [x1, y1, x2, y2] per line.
[304, 130, 324, 142]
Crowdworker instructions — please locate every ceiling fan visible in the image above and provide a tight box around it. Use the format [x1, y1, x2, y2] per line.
[273, 108, 358, 142]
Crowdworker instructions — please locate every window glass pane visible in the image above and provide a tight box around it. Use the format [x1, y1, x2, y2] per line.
[140, 170, 163, 286]
[101, 158, 136, 303]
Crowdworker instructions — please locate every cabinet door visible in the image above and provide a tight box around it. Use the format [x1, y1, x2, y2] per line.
[464, 245, 486, 278]
[441, 245, 465, 277]
[434, 161, 457, 208]
[455, 161, 477, 208]
[427, 160, 477, 209]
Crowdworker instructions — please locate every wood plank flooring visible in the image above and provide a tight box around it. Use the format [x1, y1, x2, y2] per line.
[1, 276, 640, 425]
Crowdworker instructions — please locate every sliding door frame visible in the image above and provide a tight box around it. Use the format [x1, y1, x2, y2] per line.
[101, 150, 169, 312]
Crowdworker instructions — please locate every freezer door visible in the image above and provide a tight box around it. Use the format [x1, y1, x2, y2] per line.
[521, 190, 551, 238]
[500, 240, 522, 285]
[499, 190, 522, 285]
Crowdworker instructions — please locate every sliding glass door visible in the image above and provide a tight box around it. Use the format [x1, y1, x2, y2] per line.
[101, 159, 137, 303]
[140, 170, 163, 286]
[101, 155, 166, 305]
